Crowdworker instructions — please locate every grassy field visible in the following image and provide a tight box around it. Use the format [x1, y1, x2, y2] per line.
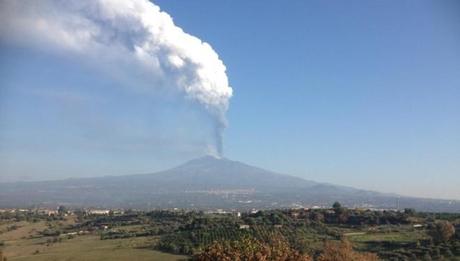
[348, 230, 427, 244]
[2, 210, 459, 260]
[0, 221, 189, 261]
[346, 227, 431, 255]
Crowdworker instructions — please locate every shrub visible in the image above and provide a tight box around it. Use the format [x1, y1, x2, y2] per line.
[317, 240, 380, 261]
[428, 221, 455, 244]
[194, 236, 312, 261]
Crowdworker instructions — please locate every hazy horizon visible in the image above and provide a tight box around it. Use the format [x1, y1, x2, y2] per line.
[1, 0, 459, 200]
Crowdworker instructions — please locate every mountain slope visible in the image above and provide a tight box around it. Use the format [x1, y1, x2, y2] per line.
[143, 156, 319, 190]
[0, 156, 459, 212]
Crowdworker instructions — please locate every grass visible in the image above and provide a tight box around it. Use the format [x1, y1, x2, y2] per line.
[348, 230, 427, 244]
[7, 235, 189, 261]
[0, 221, 50, 258]
[0, 220, 189, 261]
[0, 221, 47, 241]
[346, 228, 430, 253]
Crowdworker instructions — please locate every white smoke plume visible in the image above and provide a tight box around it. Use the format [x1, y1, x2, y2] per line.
[0, 0, 232, 156]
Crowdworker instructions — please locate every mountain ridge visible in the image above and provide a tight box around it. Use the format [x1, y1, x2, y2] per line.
[0, 156, 459, 212]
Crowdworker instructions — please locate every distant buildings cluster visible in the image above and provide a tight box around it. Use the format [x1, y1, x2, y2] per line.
[0, 207, 124, 216]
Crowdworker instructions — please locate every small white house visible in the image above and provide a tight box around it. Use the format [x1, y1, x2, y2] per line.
[88, 209, 110, 215]
[239, 224, 250, 229]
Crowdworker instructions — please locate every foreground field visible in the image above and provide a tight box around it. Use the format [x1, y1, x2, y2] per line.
[0, 220, 188, 261]
[1, 206, 459, 261]
[8, 236, 188, 261]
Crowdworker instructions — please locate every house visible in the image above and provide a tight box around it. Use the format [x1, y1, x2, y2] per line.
[112, 209, 124, 215]
[47, 210, 58, 216]
[88, 209, 110, 215]
[239, 224, 250, 229]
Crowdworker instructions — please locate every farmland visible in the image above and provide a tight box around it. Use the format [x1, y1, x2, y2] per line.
[0, 215, 187, 261]
[1, 205, 459, 260]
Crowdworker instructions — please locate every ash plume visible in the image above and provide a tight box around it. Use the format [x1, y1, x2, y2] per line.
[0, 0, 232, 156]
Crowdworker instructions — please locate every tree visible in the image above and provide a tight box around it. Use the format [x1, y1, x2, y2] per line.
[332, 202, 348, 224]
[317, 240, 379, 261]
[332, 202, 342, 210]
[194, 236, 312, 261]
[312, 211, 324, 223]
[428, 221, 455, 243]
[332, 202, 344, 216]
[403, 208, 416, 216]
[57, 206, 67, 215]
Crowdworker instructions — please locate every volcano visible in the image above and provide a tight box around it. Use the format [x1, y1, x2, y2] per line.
[0, 156, 459, 212]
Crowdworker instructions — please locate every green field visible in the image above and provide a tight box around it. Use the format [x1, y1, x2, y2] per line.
[348, 230, 427, 244]
[1, 208, 459, 261]
[0, 220, 189, 261]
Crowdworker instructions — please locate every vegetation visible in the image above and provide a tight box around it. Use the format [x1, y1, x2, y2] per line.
[428, 220, 456, 243]
[318, 240, 379, 261]
[1, 204, 459, 260]
[194, 236, 312, 261]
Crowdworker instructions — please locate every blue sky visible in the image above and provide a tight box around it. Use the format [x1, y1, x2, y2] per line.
[1, 0, 459, 199]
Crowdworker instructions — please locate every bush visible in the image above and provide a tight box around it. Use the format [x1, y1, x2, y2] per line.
[428, 221, 455, 244]
[194, 236, 312, 261]
[317, 240, 379, 261]
[42, 229, 61, 237]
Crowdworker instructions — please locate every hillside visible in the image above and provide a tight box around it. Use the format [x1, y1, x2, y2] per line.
[0, 156, 459, 212]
